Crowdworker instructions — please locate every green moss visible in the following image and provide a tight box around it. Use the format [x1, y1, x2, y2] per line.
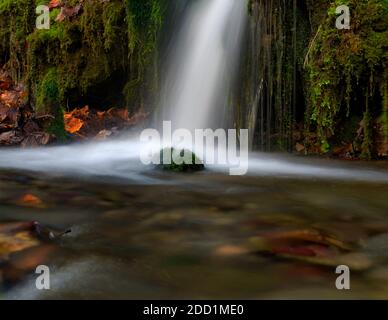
[123, 0, 166, 107]
[305, 0, 387, 156]
[157, 148, 205, 173]
[1, 0, 166, 136]
[47, 106, 67, 142]
[35, 68, 67, 141]
[36, 68, 60, 108]
[0, 0, 35, 79]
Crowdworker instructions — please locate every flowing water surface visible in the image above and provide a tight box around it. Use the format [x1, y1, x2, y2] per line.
[1, 143, 388, 299]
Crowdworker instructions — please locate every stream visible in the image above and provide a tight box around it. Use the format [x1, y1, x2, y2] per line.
[1, 141, 388, 299]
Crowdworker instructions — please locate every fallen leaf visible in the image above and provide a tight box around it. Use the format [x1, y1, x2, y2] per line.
[248, 228, 372, 270]
[0, 222, 39, 262]
[256, 229, 352, 250]
[64, 116, 84, 133]
[48, 0, 62, 9]
[0, 91, 19, 107]
[214, 245, 249, 257]
[17, 194, 44, 208]
[0, 131, 23, 145]
[2, 245, 57, 284]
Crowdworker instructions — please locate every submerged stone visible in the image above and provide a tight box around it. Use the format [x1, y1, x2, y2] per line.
[156, 147, 205, 172]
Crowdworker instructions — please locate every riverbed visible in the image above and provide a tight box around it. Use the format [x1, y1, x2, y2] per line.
[1, 149, 388, 299]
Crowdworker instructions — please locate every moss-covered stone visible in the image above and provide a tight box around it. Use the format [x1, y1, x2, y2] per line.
[157, 148, 205, 173]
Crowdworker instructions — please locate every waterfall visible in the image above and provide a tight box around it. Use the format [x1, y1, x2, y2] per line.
[234, 0, 305, 152]
[159, 0, 247, 132]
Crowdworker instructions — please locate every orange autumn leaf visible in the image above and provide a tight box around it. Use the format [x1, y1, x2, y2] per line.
[18, 194, 44, 208]
[64, 115, 84, 134]
[49, 0, 62, 9]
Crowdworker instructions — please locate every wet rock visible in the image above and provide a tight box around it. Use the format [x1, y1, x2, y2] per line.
[22, 120, 40, 135]
[95, 129, 113, 140]
[21, 132, 53, 148]
[0, 131, 23, 145]
[1, 244, 57, 285]
[157, 148, 205, 172]
[32, 222, 71, 242]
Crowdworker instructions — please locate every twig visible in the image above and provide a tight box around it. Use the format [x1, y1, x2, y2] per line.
[303, 25, 322, 69]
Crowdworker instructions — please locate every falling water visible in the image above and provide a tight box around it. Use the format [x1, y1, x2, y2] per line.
[0, 1, 387, 183]
[159, 0, 247, 132]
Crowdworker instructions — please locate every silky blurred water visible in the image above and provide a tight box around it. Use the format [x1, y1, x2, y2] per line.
[1, 155, 388, 299]
[159, 0, 246, 131]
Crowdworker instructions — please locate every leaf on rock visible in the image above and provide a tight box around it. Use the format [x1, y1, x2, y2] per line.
[0, 131, 23, 145]
[64, 115, 84, 134]
[248, 228, 370, 269]
[32, 221, 71, 242]
[0, 222, 39, 262]
[256, 229, 352, 250]
[0, 91, 20, 107]
[1, 244, 57, 284]
[17, 194, 45, 208]
[49, 0, 62, 10]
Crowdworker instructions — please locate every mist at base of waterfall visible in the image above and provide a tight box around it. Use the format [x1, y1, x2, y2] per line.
[0, 137, 387, 183]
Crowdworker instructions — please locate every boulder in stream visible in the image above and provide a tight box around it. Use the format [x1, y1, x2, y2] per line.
[157, 147, 205, 172]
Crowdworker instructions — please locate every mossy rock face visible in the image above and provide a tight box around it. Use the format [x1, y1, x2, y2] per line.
[0, 0, 167, 136]
[157, 148, 205, 173]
